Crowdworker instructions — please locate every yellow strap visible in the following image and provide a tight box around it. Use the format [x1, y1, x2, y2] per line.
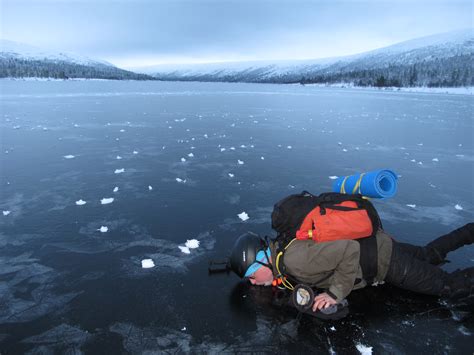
[308, 229, 313, 239]
[340, 176, 349, 194]
[351, 173, 365, 194]
[275, 239, 298, 291]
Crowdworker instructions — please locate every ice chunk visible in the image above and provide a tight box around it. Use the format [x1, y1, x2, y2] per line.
[342, 148, 348, 152]
[120, 129, 125, 132]
[116, 155, 122, 160]
[260, 156, 265, 160]
[238, 212, 249, 221]
[204, 134, 208, 138]
[220, 148, 226, 152]
[101, 198, 114, 205]
[356, 343, 373, 354]
[75, 199, 87, 206]
[432, 158, 439, 162]
[148, 185, 153, 191]
[181, 158, 186, 162]
[114, 168, 125, 174]
[176, 178, 187, 183]
[64, 155, 75, 159]
[410, 159, 416, 163]
[237, 160, 244, 165]
[406, 204, 416, 208]
[3, 211, 11, 216]
[98, 226, 108, 233]
[287, 145, 292, 149]
[179, 246, 191, 254]
[133, 151, 138, 155]
[185, 239, 200, 249]
[329, 176, 338, 180]
[454, 204, 463, 210]
[181, 326, 187, 331]
[188, 153, 194, 157]
[113, 187, 119, 192]
[230, 147, 236, 150]
[141, 259, 155, 268]
[417, 143, 423, 146]
[417, 161, 423, 165]
[330, 326, 336, 331]
[228, 173, 234, 178]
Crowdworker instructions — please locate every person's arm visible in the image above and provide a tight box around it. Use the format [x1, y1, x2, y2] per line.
[300, 239, 360, 302]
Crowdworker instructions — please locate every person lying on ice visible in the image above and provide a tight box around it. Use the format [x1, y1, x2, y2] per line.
[228, 192, 474, 313]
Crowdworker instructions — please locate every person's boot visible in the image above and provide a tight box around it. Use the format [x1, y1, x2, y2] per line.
[424, 223, 474, 265]
[444, 267, 474, 300]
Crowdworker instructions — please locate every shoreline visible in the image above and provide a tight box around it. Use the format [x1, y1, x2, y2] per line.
[2, 77, 473, 95]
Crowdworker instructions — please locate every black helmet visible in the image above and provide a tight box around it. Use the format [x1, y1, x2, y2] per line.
[229, 232, 266, 278]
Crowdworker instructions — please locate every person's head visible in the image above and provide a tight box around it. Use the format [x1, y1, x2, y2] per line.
[229, 232, 274, 286]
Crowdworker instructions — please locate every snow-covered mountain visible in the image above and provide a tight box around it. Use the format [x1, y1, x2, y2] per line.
[141, 29, 473, 87]
[0, 40, 153, 80]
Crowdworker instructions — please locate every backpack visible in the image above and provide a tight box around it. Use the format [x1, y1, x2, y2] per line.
[271, 191, 382, 283]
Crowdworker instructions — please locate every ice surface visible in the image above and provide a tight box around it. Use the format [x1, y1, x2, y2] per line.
[63, 155, 75, 159]
[238, 212, 249, 221]
[141, 259, 155, 268]
[100, 198, 114, 205]
[98, 226, 108, 233]
[2, 211, 11, 216]
[114, 168, 125, 174]
[185, 239, 200, 249]
[75, 199, 86, 206]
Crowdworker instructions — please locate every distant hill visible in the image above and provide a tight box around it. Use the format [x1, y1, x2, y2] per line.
[0, 40, 154, 80]
[139, 29, 473, 87]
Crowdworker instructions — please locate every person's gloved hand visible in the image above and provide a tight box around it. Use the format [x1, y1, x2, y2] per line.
[312, 292, 337, 311]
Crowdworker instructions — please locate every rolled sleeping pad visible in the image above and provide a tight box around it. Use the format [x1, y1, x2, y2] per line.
[332, 169, 398, 199]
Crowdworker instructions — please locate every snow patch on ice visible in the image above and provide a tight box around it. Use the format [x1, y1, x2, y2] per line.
[356, 343, 373, 355]
[185, 239, 200, 249]
[141, 259, 155, 268]
[178, 246, 191, 254]
[238, 211, 249, 221]
[101, 198, 114, 205]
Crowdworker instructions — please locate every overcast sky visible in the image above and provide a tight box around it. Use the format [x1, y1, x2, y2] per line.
[2, 0, 472, 68]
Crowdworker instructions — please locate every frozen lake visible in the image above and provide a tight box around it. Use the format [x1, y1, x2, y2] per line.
[0, 80, 473, 353]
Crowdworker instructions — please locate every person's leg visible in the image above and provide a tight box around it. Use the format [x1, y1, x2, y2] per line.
[385, 243, 474, 298]
[424, 223, 474, 265]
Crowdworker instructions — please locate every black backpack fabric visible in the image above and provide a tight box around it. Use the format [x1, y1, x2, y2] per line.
[270, 191, 383, 283]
